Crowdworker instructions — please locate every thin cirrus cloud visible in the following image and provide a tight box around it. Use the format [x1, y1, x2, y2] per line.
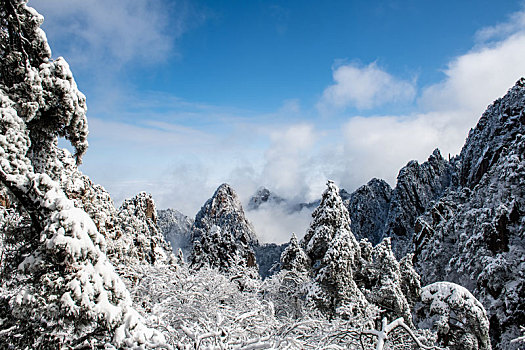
[317, 61, 417, 112]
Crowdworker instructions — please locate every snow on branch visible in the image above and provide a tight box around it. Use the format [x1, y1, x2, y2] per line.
[361, 317, 444, 350]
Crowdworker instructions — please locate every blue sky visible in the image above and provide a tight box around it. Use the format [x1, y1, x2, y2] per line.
[30, 0, 525, 242]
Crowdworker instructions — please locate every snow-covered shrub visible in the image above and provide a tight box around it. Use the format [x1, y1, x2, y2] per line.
[416, 281, 491, 350]
[261, 269, 311, 319]
[121, 261, 440, 349]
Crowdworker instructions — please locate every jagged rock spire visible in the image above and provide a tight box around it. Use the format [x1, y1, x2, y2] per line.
[190, 183, 258, 271]
[193, 183, 258, 246]
[118, 192, 172, 265]
[414, 78, 525, 349]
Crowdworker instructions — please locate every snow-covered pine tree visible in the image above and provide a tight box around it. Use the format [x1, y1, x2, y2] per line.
[280, 232, 310, 272]
[357, 237, 417, 326]
[301, 180, 368, 315]
[0, 2, 166, 347]
[313, 228, 368, 316]
[302, 180, 360, 265]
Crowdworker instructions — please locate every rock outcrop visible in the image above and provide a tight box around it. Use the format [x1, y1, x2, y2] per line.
[190, 184, 259, 271]
[414, 78, 525, 349]
[345, 178, 392, 245]
[383, 149, 454, 257]
[157, 208, 193, 255]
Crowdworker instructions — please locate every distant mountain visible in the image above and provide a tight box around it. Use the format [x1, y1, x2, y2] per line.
[247, 187, 350, 214]
[190, 183, 259, 272]
[247, 187, 286, 210]
[157, 208, 193, 256]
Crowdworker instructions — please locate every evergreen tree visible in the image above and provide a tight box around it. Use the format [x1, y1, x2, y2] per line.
[191, 225, 242, 271]
[302, 180, 367, 314]
[358, 238, 416, 326]
[0, 2, 165, 347]
[302, 180, 360, 265]
[280, 232, 310, 272]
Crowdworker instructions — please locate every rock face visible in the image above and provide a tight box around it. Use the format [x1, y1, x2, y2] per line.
[255, 242, 287, 278]
[118, 192, 172, 265]
[190, 184, 259, 271]
[345, 178, 392, 245]
[341, 79, 525, 349]
[157, 208, 193, 255]
[346, 150, 453, 257]
[383, 149, 454, 257]
[414, 78, 525, 350]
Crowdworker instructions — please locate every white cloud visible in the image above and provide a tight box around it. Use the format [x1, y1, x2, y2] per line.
[245, 204, 313, 244]
[421, 31, 525, 116]
[475, 10, 525, 43]
[261, 124, 319, 200]
[332, 10, 525, 192]
[318, 62, 416, 112]
[29, 0, 199, 67]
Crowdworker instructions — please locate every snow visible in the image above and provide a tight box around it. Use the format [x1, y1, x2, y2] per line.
[1, 1, 523, 348]
[420, 281, 491, 350]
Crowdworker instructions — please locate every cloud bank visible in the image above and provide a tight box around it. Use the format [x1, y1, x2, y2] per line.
[318, 62, 416, 112]
[39, 5, 525, 244]
[30, 0, 188, 66]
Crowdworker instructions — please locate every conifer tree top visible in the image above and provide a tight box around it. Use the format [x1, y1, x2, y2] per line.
[302, 180, 354, 262]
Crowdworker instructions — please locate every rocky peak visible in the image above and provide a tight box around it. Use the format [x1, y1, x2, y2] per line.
[193, 183, 258, 246]
[459, 78, 525, 189]
[190, 183, 259, 271]
[247, 187, 286, 210]
[120, 191, 157, 223]
[157, 208, 193, 254]
[346, 178, 392, 245]
[118, 192, 172, 265]
[383, 148, 454, 257]
[344, 149, 454, 257]
[413, 78, 525, 349]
